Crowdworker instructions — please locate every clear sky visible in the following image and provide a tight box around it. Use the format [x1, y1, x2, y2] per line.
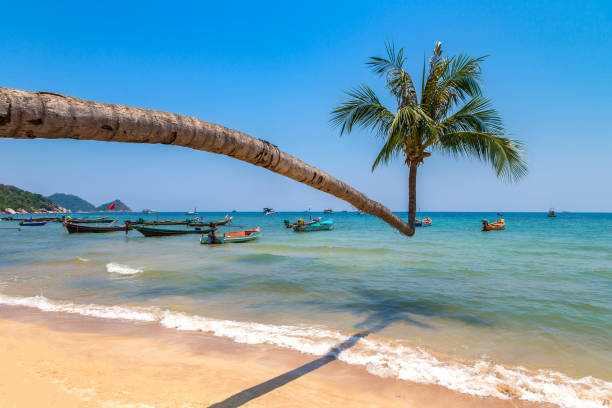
[1, 0, 611, 212]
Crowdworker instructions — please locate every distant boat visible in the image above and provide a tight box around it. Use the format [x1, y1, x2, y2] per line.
[201, 227, 260, 244]
[415, 217, 432, 227]
[186, 208, 197, 215]
[293, 220, 334, 232]
[323, 208, 334, 214]
[547, 209, 556, 217]
[482, 214, 505, 231]
[19, 221, 47, 226]
[65, 222, 131, 234]
[133, 225, 215, 237]
[263, 208, 276, 215]
[142, 209, 154, 214]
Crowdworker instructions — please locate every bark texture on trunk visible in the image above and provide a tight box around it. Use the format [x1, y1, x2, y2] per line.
[0, 87, 414, 236]
[407, 162, 418, 233]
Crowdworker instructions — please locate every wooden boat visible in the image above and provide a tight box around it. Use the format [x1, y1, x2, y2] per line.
[547, 209, 556, 217]
[201, 227, 260, 244]
[65, 216, 113, 224]
[188, 216, 233, 227]
[133, 225, 215, 237]
[126, 219, 190, 226]
[482, 218, 505, 231]
[19, 221, 47, 226]
[65, 222, 131, 234]
[283, 217, 321, 228]
[293, 220, 334, 232]
[415, 217, 432, 227]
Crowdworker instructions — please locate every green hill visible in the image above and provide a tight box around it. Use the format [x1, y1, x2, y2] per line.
[96, 199, 132, 212]
[0, 184, 61, 212]
[48, 193, 96, 212]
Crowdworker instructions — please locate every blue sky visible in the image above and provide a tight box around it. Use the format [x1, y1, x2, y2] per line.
[1, 0, 611, 211]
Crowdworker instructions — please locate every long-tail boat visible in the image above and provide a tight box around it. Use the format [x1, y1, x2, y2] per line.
[547, 209, 556, 217]
[482, 217, 505, 231]
[201, 227, 260, 244]
[415, 217, 432, 227]
[293, 220, 334, 232]
[133, 225, 215, 237]
[283, 217, 321, 228]
[65, 216, 113, 224]
[125, 218, 190, 226]
[65, 222, 132, 234]
[19, 221, 47, 226]
[188, 216, 233, 227]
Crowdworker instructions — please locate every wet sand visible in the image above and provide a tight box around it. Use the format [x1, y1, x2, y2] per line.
[0, 305, 553, 408]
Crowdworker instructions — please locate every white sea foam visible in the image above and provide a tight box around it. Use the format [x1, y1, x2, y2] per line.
[0, 293, 610, 408]
[106, 263, 143, 275]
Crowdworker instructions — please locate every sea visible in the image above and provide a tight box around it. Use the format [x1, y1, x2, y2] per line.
[1, 211, 610, 407]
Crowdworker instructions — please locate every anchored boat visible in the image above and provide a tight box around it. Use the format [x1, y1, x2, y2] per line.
[482, 214, 505, 231]
[19, 221, 47, 226]
[133, 225, 215, 237]
[201, 227, 260, 244]
[293, 220, 334, 232]
[415, 217, 432, 227]
[65, 222, 131, 234]
[283, 217, 321, 228]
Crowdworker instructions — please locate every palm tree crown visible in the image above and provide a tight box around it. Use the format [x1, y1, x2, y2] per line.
[331, 42, 526, 234]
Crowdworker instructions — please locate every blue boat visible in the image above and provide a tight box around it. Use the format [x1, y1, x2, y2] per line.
[19, 221, 47, 226]
[293, 220, 334, 232]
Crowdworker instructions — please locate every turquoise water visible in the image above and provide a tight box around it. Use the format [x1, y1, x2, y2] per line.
[1, 212, 611, 406]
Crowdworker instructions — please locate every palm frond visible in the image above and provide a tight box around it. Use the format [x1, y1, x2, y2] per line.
[330, 84, 395, 137]
[367, 42, 418, 106]
[434, 131, 527, 182]
[437, 97, 504, 135]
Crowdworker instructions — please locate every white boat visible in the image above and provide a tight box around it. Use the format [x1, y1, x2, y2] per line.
[263, 207, 276, 215]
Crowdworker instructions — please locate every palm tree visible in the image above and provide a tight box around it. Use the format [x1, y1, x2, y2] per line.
[0, 86, 412, 235]
[331, 42, 527, 235]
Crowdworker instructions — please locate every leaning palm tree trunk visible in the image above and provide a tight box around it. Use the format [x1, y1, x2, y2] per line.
[0, 87, 413, 236]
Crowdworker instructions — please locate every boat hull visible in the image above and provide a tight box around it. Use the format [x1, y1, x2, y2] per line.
[19, 221, 47, 226]
[65, 223, 131, 233]
[134, 225, 214, 237]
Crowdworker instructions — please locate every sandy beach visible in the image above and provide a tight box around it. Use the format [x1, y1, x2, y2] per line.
[0, 305, 555, 408]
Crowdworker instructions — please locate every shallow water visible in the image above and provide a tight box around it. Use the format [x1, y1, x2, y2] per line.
[1, 211, 611, 407]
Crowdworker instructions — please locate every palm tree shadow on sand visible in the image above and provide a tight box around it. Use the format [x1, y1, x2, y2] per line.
[207, 331, 369, 408]
[208, 289, 491, 407]
[206, 310, 428, 408]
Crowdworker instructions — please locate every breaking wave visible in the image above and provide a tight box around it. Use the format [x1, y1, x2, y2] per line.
[106, 262, 143, 275]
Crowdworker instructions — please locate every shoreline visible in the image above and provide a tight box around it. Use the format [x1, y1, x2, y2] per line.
[0, 305, 553, 408]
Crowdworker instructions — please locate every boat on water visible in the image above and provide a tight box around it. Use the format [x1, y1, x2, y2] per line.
[547, 209, 556, 217]
[186, 207, 197, 215]
[19, 221, 47, 226]
[142, 209, 154, 214]
[323, 208, 334, 214]
[482, 214, 505, 231]
[126, 218, 190, 226]
[64, 222, 131, 234]
[188, 216, 233, 227]
[293, 220, 334, 232]
[64, 216, 113, 224]
[415, 217, 432, 227]
[263, 207, 276, 215]
[201, 227, 260, 244]
[283, 217, 321, 229]
[133, 225, 215, 237]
